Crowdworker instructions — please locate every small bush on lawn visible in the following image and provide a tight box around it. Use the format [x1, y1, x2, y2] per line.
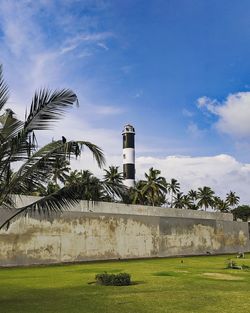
[95, 272, 131, 286]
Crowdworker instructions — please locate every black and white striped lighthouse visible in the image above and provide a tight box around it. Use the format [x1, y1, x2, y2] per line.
[122, 124, 135, 188]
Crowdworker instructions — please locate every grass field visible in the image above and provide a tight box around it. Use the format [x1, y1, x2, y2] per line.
[0, 254, 250, 313]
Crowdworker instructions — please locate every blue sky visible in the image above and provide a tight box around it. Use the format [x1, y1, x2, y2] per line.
[1, 0, 250, 202]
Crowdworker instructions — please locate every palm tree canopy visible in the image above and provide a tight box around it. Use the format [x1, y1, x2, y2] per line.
[140, 167, 167, 206]
[0, 65, 105, 229]
[196, 186, 215, 211]
[226, 191, 240, 208]
[103, 166, 123, 185]
[188, 189, 197, 200]
[167, 178, 180, 207]
[167, 178, 180, 194]
[51, 156, 70, 184]
[213, 195, 232, 212]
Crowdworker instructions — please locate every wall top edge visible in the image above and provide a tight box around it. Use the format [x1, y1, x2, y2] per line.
[11, 196, 234, 222]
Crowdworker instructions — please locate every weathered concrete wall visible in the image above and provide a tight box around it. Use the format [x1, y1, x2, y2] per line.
[0, 210, 249, 267]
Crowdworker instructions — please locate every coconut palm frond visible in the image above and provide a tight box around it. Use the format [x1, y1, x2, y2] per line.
[6, 141, 64, 197]
[2, 140, 105, 200]
[0, 119, 24, 142]
[0, 65, 9, 111]
[24, 89, 78, 132]
[76, 141, 105, 167]
[102, 181, 127, 200]
[0, 185, 81, 230]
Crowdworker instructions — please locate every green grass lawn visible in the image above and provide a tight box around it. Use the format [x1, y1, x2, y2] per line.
[0, 254, 250, 313]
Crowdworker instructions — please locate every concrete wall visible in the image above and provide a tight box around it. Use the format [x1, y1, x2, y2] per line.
[0, 205, 249, 266]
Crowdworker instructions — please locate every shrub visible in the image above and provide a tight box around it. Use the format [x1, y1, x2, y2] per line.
[95, 272, 131, 286]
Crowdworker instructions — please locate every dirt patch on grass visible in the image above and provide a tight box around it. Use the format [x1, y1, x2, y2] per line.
[202, 273, 243, 281]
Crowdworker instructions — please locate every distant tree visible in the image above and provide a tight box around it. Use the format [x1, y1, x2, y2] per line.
[213, 196, 230, 212]
[232, 205, 250, 221]
[196, 186, 215, 211]
[141, 167, 167, 206]
[103, 166, 123, 185]
[187, 189, 198, 210]
[51, 156, 70, 184]
[129, 180, 147, 205]
[226, 191, 240, 210]
[167, 178, 180, 207]
[173, 192, 186, 209]
[173, 193, 193, 209]
[188, 189, 197, 200]
[103, 166, 124, 201]
[65, 170, 82, 186]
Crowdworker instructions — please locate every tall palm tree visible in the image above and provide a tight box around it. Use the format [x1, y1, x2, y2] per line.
[0, 65, 105, 229]
[141, 167, 167, 206]
[196, 186, 215, 211]
[167, 178, 180, 207]
[226, 191, 240, 210]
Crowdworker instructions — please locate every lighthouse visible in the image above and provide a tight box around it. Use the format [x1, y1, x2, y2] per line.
[122, 124, 135, 188]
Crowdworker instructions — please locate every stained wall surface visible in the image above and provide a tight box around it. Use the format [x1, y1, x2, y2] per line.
[0, 207, 249, 266]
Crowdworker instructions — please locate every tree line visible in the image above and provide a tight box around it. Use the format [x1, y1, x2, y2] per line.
[20, 158, 241, 214]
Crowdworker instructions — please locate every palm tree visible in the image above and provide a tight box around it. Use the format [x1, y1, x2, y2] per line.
[173, 192, 185, 209]
[186, 189, 198, 210]
[51, 156, 70, 184]
[130, 180, 147, 205]
[214, 197, 230, 213]
[188, 189, 197, 200]
[141, 167, 167, 206]
[0, 65, 105, 229]
[103, 166, 124, 202]
[80, 171, 104, 202]
[167, 178, 180, 207]
[196, 186, 215, 211]
[226, 191, 240, 210]
[65, 170, 82, 186]
[103, 166, 123, 185]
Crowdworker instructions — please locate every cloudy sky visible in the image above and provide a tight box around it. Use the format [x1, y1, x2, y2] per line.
[1, 0, 250, 203]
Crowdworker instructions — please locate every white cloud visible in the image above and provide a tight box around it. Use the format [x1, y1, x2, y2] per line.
[197, 92, 250, 138]
[135, 154, 250, 204]
[64, 150, 250, 204]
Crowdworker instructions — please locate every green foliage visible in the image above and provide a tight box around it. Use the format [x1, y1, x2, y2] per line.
[232, 205, 250, 221]
[0, 65, 105, 229]
[95, 272, 131, 286]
